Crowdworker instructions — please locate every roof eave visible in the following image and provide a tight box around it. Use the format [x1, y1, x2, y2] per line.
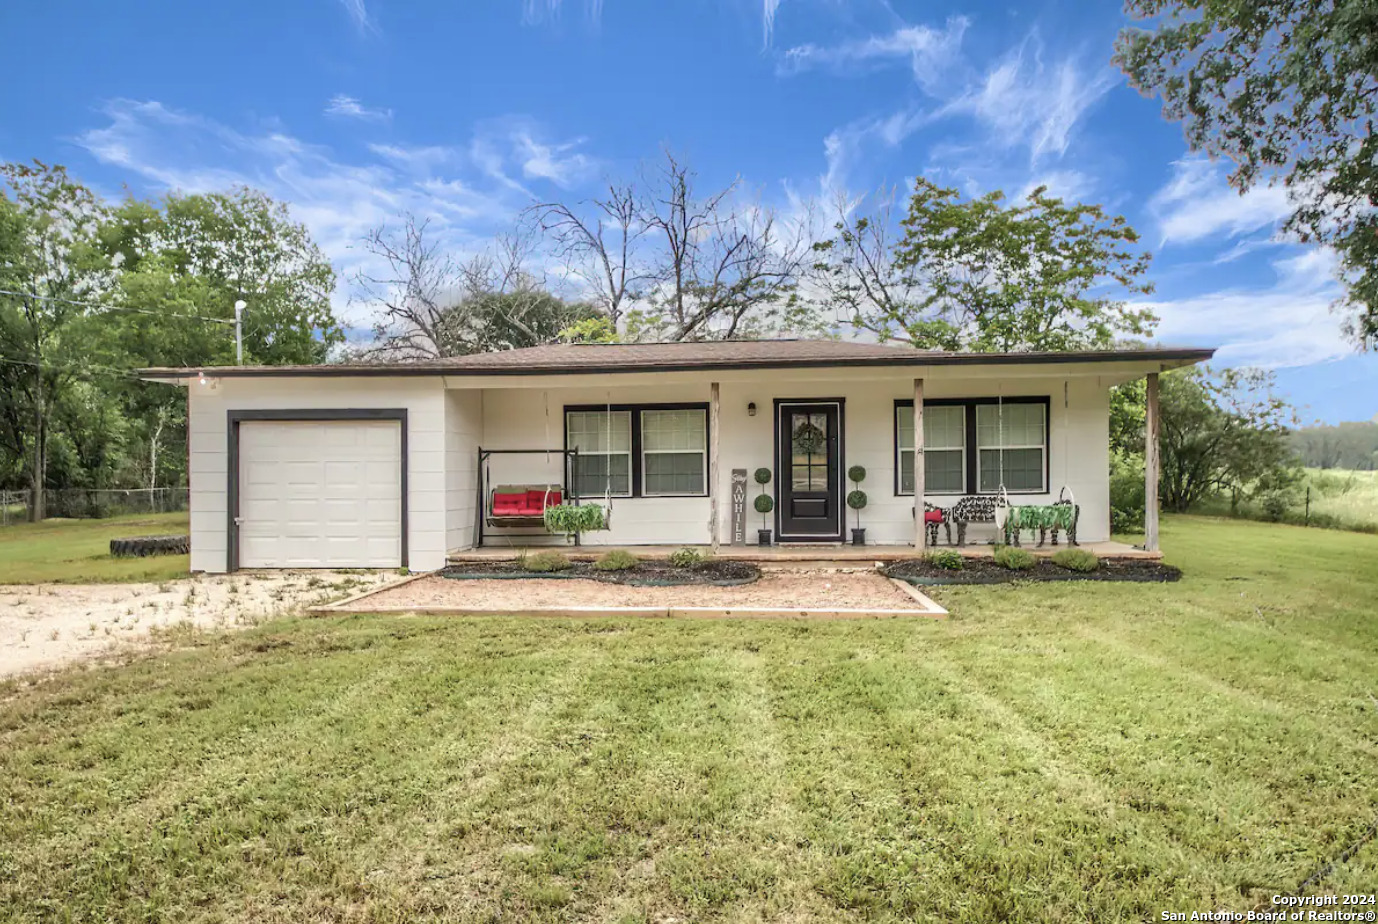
[138, 348, 1216, 381]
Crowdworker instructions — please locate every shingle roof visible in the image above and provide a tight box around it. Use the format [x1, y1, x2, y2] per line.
[140, 338, 1215, 378]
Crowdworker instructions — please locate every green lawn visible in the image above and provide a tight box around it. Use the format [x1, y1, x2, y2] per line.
[1, 516, 1375, 922]
[0, 512, 189, 584]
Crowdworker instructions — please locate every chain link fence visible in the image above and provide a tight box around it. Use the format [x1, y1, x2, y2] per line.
[0, 488, 189, 525]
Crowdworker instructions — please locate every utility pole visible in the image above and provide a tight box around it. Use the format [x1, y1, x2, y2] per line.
[234, 300, 246, 364]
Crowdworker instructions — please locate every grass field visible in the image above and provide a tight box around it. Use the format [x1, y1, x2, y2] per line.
[1, 515, 1376, 922]
[1302, 468, 1378, 531]
[0, 512, 189, 584]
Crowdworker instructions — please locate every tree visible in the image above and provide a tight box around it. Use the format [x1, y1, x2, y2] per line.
[0, 162, 113, 519]
[356, 214, 602, 359]
[527, 183, 648, 326]
[1122, 366, 1298, 512]
[813, 180, 1158, 351]
[528, 150, 820, 342]
[826, 180, 1163, 351]
[103, 188, 341, 366]
[1116, 0, 1378, 349]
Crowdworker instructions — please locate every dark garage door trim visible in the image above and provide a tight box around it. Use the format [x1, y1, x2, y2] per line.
[226, 408, 410, 572]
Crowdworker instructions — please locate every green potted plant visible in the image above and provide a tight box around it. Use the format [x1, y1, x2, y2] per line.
[542, 502, 608, 546]
[847, 465, 868, 546]
[753, 467, 774, 546]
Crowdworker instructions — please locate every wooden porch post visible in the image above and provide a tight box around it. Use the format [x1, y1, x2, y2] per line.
[1144, 371, 1160, 552]
[710, 381, 721, 553]
[913, 378, 926, 551]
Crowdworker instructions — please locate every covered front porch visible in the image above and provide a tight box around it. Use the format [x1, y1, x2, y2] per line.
[449, 538, 1161, 563]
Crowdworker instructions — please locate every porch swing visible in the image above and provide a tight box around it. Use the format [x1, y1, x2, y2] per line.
[475, 392, 617, 546]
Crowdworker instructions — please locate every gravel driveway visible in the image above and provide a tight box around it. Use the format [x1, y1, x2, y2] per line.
[0, 570, 396, 679]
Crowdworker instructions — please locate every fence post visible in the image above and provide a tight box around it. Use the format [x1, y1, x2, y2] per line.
[1305, 486, 1311, 527]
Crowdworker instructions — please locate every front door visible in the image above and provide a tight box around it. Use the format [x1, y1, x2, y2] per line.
[776, 401, 843, 541]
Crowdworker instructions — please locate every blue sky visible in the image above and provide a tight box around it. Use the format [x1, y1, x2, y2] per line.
[2, 0, 1374, 423]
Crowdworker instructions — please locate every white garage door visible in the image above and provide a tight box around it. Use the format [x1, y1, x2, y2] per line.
[238, 420, 402, 568]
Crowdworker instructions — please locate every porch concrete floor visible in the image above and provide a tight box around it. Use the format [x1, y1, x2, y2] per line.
[449, 539, 1160, 563]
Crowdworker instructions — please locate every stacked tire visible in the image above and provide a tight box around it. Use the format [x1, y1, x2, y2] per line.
[109, 535, 190, 558]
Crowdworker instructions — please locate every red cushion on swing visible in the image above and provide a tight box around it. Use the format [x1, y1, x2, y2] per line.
[493, 493, 527, 515]
[527, 489, 557, 509]
[924, 509, 944, 523]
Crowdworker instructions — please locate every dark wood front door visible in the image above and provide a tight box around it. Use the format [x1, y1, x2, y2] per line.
[776, 401, 843, 541]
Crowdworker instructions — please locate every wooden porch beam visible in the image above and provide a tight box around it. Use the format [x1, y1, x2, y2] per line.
[1144, 371, 1160, 552]
[914, 378, 926, 552]
[710, 381, 721, 553]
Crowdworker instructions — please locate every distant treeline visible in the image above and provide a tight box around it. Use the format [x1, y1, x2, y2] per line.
[1291, 419, 1378, 470]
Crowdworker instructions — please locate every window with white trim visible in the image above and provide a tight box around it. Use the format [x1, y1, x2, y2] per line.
[896, 405, 966, 495]
[566, 410, 632, 498]
[976, 403, 1046, 492]
[641, 408, 707, 495]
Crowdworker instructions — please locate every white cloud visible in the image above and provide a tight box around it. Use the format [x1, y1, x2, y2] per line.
[325, 95, 392, 122]
[76, 99, 591, 325]
[941, 40, 1115, 164]
[1150, 157, 1293, 245]
[338, 0, 375, 34]
[779, 17, 969, 95]
[763, 0, 782, 47]
[521, 0, 604, 25]
[1142, 248, 1348, 368]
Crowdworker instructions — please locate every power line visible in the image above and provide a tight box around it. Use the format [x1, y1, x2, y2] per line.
[0, 287, 236, 325]
[0, 355, 144, 382]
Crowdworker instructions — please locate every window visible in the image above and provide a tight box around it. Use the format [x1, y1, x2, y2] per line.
[894, 398, 1049, 495]
[642, 408, 707, 495]
[977, 403, 1046, 493]
[896, 405, 965, 494]
[565, 404, 709, 498]
[566, 410, 631, 497]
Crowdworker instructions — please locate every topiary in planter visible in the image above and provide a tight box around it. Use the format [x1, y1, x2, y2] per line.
[1052, 548, 1100, 573]
[847, 465, 867, 484]
[994, 546, 1037, 571]
[846, 490, 868, 511]
[754, 493, 774, 516]
[753, 467, 772, 486]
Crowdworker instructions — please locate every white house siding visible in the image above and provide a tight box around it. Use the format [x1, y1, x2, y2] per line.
[186, 376, 449, 573]
[444, 389, 482, 552]
[462, 368, 1114, 549]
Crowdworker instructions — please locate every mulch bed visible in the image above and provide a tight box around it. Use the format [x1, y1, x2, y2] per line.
[441, 560, 761, 587]
[884, 557, 1182, 585]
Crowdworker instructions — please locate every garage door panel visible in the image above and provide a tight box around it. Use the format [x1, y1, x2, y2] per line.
[238, 419, 402, 569]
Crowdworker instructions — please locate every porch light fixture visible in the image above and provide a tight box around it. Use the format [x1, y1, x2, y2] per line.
[747, 402, 757, 417]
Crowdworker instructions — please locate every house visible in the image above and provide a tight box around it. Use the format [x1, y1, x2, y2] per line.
[140, 339, 1213, 573]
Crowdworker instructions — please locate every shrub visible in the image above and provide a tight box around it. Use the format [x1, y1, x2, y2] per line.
[994, 546, 1036, 571]
[754, 494, 775, 514]
[847, 465, 867, 484]
[668, 548, 706, 568]
[525, 551, 571, 573]
[753, 467, 772, 485]
[925, 549, 964, 571]
[1052, 548, 1100, 573]
[1257, 489, 1292, 522]
[594, 550, 639, 571]
[846, 489, 868, 511]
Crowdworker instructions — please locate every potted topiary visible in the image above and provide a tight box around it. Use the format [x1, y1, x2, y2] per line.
[753, 467, 774, 546]
[847, 464, 868, 545]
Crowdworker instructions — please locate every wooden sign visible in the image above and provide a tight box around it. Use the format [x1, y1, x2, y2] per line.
[731, 468, 747, 544]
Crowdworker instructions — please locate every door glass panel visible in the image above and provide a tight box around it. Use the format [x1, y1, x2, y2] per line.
[790, 412, 829, 491]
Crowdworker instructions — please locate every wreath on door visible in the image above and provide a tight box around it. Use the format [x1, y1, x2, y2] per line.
[792, 419, 827, 456]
